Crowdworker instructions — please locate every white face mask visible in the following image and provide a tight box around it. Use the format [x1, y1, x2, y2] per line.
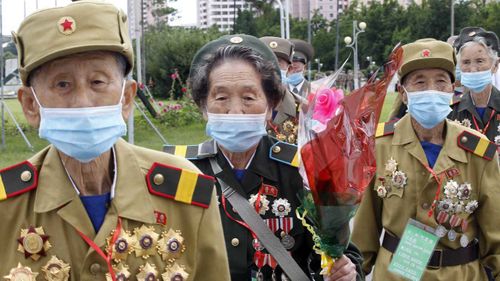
[31, 81, 127, 162]
[205, 112, 268, 152]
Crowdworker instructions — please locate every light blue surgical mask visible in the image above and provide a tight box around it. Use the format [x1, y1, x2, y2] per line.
[206, 112, 267, 152]
[280, 70, 288, 84]
[287, 72, 305, 86]
[455, 65, 461, 81]
[32, 82, 127, 163]
[406, 89, 453, 129]
[461, 69, 492, 93]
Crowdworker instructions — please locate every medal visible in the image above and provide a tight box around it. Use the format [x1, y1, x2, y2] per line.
[266, 218, 279, 233]
[449, 215, 462, 228]
[157, 229, 186, 262]
[434, 225, 448, 238]
[254, 251, 267, 281]
[436, 210, 450, 224]
[161, 263, 189, 281]
[256, 270, 264, 281]
[281, 273, 291, 281]
[249, 194, 270, 215]
[448, 229, 457, 241]
[261, 183, 279, 197]
[268, 255, 278, 281]
[107, 228, 136, 262]
[279, 217, 295, 249]
[136, 263, 158, 281]
[460, 234, 470, 248]
[106, 264, 131, 281]
[42, 256, 70, 281]
[4, 263, 38, 281]
[272, 198, 291, 217]
[461, 219, 469, 232]
[17, 226, 52, 261]
[133, 225, 159, 259]
[391, 170, 407, 189]
[281, 234, 295, 250]
[252, 238, 265, 251]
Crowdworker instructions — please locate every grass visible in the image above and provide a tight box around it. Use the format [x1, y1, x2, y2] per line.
[0, 92, 398, 167]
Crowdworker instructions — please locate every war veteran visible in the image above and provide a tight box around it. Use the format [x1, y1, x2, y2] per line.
[352, 39, 500, 280]
[0, 1, 229, 280]
[288, 39, 314, 99]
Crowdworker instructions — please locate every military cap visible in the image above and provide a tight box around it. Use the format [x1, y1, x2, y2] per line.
[259, 36, 294, 64]
[13, 0, 134, 85]
[399, 38, 456, 82]
[290, 39, 314, 64]
[453, 26, 499, 53]
[189, 34, 281, 82]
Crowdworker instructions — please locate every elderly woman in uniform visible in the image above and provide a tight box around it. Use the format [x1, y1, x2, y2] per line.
[450, 27, 500, 145]
[166, 34, 363, 281]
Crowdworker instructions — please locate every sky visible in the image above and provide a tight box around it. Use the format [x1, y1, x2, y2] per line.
[2, 0, 197, 35]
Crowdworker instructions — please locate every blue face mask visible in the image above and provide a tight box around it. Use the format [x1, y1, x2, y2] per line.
[455, 65, 461, 81]
[280, 70, 288, 85]
[32, 82, 127, 163]
[461, 69, 492, 93]
[287, 72, 304, 86]
[406, 89, 453, 129]
[206, 112, 268, 152]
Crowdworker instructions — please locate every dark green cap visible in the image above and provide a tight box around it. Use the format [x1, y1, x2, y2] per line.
[189, 34, 281, 83]
[290, 39, 314, 64]
[259, 36, 294, 64]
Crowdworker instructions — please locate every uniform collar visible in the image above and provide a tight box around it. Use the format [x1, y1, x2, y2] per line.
[32, 139, 155, 236]
[392, 115, 468, 173]
[458, 86, 500, 113]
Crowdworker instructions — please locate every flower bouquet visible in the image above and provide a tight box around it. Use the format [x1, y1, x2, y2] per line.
[296, 44, 403, 275]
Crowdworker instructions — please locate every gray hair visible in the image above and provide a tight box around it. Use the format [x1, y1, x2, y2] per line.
[457, 37, 498, 66]
[189, 44, 284, 109]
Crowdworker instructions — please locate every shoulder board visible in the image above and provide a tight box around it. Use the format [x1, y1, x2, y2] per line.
[375, 120, 397, 138]
[163, 145, 199, 160]
[269, 141, 299, 167]
[0, 161, 37, 201]
[450, 94, 462, 105]
[146, 162, 215, 208]
[457, 131, 497, 161]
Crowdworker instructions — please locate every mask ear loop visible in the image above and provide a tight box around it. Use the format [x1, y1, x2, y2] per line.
[29, 87, 44, 109]
[118, 79, 126, 105]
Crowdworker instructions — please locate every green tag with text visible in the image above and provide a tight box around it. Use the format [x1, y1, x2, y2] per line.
[388, 219, 439, 281]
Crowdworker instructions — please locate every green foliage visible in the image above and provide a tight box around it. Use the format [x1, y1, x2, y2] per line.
[154, 99, 203, 128]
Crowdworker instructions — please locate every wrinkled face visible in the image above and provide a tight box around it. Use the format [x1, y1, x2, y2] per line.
[289, 61, 306, 74]
[18, 51, 136, 128]
[401, 68, 454, 103]
[205, 59, 271, 118]
[459, 42, 497, 73]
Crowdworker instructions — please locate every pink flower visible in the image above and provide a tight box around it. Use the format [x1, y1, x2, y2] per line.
[163, 108, 168, 113]
[170, 73, 178, 79]
[181, 87, 187, 93]
[158, 101, 164, 107]
[138, 83, 145, 90]
[312, 88, 344, 125]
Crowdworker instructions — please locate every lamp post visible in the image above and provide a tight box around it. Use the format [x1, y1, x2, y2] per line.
[344, 20, 366, 89]
[314, 58, 323, 73]
[334, 7, 342, 71]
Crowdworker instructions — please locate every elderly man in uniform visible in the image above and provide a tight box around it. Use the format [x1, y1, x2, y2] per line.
[0, 1, 229, 280]
[288, 39, 314, 99]
[352, 38, 500, 280]
[260, 36, 301, 144]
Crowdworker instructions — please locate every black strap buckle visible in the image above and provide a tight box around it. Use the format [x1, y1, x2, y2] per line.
[427, 248, 443, 269]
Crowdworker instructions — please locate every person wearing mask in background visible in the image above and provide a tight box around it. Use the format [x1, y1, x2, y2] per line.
[0, 1, 230, 280]
[260, 36, 301, 144]
[352, 38, 500, 280]
[450, 27, 500, 148]
[288, 39, 315, 99]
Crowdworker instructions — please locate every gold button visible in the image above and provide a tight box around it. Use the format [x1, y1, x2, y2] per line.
[421, 203, 430, 210]
[89, 263, 101, 274]
[461, 136, 468, 143]
[272, 146, 281, 154]
[153, 173, 164, 185]
[231, 238, 239, 247]
[20, 171, 32, 182]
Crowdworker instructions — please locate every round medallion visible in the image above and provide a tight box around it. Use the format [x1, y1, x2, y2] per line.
[460, 234, 470, 248]
[447, 229, 457, 241]
[252, 238, 264, 251]
[168, 239, 180, 252]
[23, 233, 44, 254]
[115, 238, 128, 253]
[145, 273, 157, 281]
[281, 234, 295, 250]
[140, 235, 153, 249]
[171, 274, 184, 281]
[434, 225, 448, 238]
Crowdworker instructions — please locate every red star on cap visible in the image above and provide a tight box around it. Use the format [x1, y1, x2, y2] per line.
[60, 19, 73, 31]
[422, 49, 431, 57]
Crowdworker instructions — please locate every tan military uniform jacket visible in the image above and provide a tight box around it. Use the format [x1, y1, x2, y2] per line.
[352, 115, 500, 280]
[0, 139, 230, 281]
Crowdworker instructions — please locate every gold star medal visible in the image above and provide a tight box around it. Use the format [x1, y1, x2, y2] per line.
[161, 263, 189, 281]
[4, 263, 38, 281]
[107, 228, 137, 262]
[136, 263, 158, 281]
[17, 226, 51, 261]
[157, 229, 186, 262]
[106, 264, 131, 281]
[133, 225, 159, 259]
[41, 256, 70, 281]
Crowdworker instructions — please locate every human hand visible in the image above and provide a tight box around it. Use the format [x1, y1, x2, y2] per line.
[323, 255, 356, 281]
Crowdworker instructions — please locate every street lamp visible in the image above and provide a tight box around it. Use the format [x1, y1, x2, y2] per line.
[315, 58, 323, 73]
[344, 20, 366, 89]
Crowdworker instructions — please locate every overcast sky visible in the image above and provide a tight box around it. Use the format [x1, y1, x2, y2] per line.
[2, 0, 197, 35]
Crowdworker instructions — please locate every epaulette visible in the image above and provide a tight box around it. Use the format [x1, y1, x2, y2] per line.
[0, 161, 37, 201]
[163, 140, 217, 160]
[457, 131, 497, 161]
[269, 141, 299, 167]
[146, 163, 215, 208]
[375, 120, 398, 138]
[450, 93, 462, 106]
